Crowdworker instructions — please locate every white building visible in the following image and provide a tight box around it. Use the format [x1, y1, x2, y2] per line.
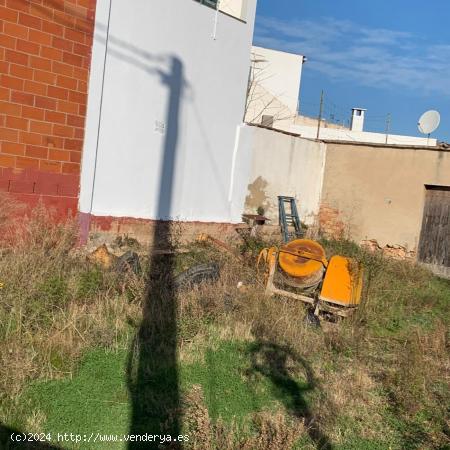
[79, 0, 257, 237]
[245, 46, 305, 130]
[247, 45, 437, 147]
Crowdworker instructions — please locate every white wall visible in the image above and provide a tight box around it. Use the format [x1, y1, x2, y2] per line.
[219, 0, 247, 20]
[79, 0, 256, 223]
[245, 46, 303, 129]
[244, 126, 326, 225]
[290, 124, 438, 147]
[251, 46, 303, 114]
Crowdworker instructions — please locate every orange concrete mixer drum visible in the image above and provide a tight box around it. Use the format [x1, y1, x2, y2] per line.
[278, 239, 327, 290]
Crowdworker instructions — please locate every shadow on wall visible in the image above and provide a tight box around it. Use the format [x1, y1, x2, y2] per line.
[126, 56, 184, 448]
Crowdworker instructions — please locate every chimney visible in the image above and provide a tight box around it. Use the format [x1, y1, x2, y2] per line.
[350, 108, 366, 132]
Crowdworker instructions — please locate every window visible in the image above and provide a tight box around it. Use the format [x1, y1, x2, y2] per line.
[355, 110, 362, 116]
[261, 115, 274, 128]
[194, 0, 218, 9]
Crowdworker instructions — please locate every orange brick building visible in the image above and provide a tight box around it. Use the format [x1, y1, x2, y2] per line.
[0, 0, 96, 218]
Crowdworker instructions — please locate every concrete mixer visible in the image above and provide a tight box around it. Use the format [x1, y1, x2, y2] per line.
[258, 239, 363, 317]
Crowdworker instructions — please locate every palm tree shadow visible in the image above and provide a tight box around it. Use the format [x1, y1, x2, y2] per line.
[248, 341, 333, 450]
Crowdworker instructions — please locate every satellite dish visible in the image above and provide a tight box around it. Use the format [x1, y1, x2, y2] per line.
[418, 110, 440, 135]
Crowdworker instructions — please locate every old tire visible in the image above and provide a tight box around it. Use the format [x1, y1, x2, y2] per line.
[174, 263, 220, 289]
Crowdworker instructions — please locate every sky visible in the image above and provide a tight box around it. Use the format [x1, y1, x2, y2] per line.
[253, 0, 450, 141]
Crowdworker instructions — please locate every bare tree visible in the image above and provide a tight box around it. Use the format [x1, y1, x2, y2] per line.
[244, 51, 297, 127]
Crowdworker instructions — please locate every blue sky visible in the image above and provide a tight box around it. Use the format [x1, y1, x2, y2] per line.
[253, 0, 450, 141]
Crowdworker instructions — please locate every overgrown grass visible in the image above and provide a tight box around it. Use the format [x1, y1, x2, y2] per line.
[0, 204, 449, 449]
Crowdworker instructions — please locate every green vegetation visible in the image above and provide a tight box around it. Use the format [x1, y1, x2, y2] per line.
[0, 206, 449, 449]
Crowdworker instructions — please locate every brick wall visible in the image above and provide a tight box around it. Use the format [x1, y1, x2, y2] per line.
[318, 203, 346, 239]
[0, 0, 96, 218]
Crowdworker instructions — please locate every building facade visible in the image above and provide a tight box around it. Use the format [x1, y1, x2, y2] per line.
[1, 0, 257, 239]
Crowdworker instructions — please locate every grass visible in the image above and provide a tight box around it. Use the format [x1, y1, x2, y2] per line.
[0, 202, 449, 449]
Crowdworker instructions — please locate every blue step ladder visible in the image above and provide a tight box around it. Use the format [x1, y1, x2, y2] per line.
[278, 196, 303, 243]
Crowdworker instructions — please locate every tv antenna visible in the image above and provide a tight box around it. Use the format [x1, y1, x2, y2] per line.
[418, 110, 440, 143]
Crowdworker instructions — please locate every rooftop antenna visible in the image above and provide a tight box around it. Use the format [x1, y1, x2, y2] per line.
[418, 110, 440, 144]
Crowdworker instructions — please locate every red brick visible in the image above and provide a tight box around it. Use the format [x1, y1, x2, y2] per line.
[57, 74, 77, 90]
[18, 13, 42, 31]
[0, 60, 8, 74]
[2, 142, 25, 155]
[0, 153, 16, 167]
[1, 74, 23, 90]
[73, 42, 89, 57]
[42, 20, 63, 37]
[64, 27, 85, 44]
[69, 150, 81, 163]
[41, 46, 62, 61]
[52, 61, 73, 76]
[44, 135, 63, 148]
[47, 84, 68, 100]
[73, 66, 87, 80]
[11, 90, 34, 106]
[5, 49, 28, 66]
[29, 3, 53, 21]
[16, 39, 40, 55]
[0, 87, 9, 101]
[52, 36, 73, 52]
[66, 114, 84, 127]
[0, 127, 18, 141]
[20, 131, 43, 145]
[69, 90, 86, 104]
[22, 105, 44, 120]
[0, 100, 21, 116]
[4, 22, 29, 39]
[24, 80, 47, 95]
[74, 127, 83, 139]
[25, 144, 48, 158]
[53, 10, 75, 29]
[35, 95, 57, 110]
[53, 123, 73, 137]
[10, 63, 34, 80]
[30, 120, 52, 134]
[57, 99, 77, 114]
[34, 69, 57, 84]
[62, 161, 79, 174]
[45, 109, 65, 123]
[0, 6, 18, 23]
[30, 55, 52, 71]
[77, 0, 91, 8]
[64, 138, 82, 151]
[29, 29, 53, 47]
[0, 33, 16, 49]
[42, 0, 65, 13]
[6, 0, 29, 13]
[39, 159, 61, 173]
[6, 115, 28, 130]
[78, 102, 86, 116]
[49, 148, 70, 161]
[77, 79, 87, 93]
[62, 51, 82, 67]
[16, 156, 39, 169]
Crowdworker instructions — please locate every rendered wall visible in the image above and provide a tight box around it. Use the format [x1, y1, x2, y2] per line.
[80, 0, 256, 224]
[0, 0, 96, 218]
[290, 124, 437, 147]
[244, 126, 326, 225]
[320, 142, 450, 250]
